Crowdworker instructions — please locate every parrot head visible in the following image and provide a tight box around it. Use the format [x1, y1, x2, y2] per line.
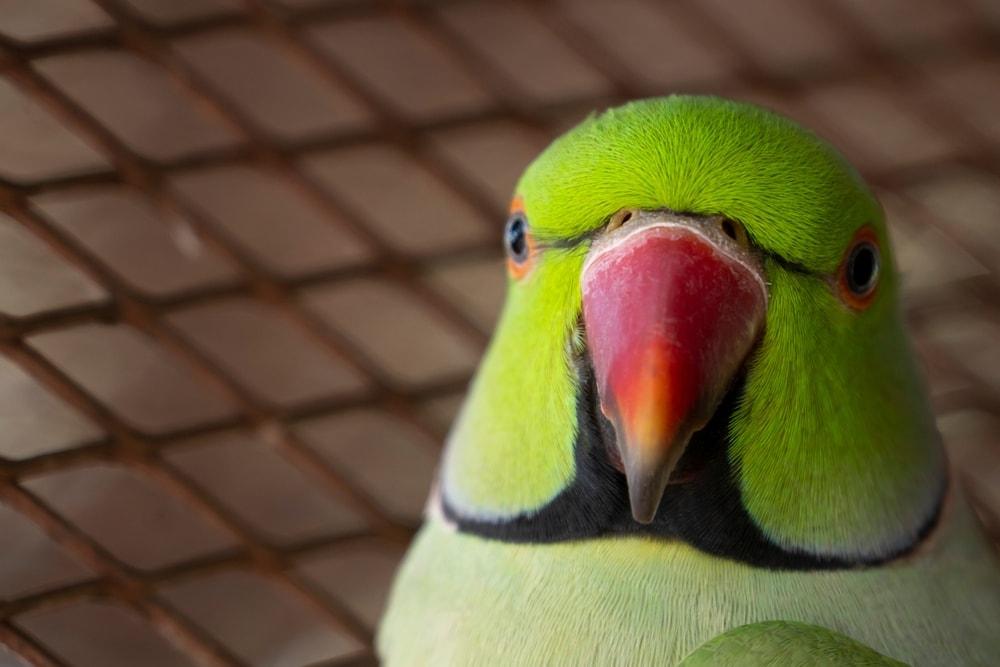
[438, 96, 945, 568]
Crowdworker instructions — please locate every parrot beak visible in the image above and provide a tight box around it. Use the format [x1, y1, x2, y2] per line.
[581, 210, 767, 524]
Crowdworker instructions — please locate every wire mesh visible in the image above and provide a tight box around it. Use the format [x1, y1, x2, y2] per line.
[0, 0, 998, 665]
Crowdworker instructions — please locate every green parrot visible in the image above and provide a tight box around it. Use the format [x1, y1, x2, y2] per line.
[377, 96, 1000, 665]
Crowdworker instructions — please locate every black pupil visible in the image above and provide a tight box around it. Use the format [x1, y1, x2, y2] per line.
[847, 243, 877, 293]
[506, 216, 527, 261]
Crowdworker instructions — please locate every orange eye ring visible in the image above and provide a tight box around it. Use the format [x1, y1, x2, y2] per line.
[505, 196, 536, 280]
[837, 225, 880, 311]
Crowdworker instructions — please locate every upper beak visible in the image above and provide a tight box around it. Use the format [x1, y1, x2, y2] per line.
[581, 210, 767, 524]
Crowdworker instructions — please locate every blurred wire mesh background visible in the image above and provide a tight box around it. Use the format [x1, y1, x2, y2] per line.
[0, 0, 998, 665]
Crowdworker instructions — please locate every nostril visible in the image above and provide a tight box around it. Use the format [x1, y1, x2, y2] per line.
[607, 209, 635, 231]
[716, 217, 750, 248]
[721, 218, 737, 240]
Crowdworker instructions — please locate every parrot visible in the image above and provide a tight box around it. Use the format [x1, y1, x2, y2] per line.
[377, 96, 1000, 665]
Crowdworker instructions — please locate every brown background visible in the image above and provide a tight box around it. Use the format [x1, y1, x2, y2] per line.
[1, 0, 999, 665]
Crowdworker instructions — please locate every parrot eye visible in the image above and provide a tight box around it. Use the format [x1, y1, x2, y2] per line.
[838, 227, 880, 309]
[504, 211, 535, 279]
[504, 213, 530, 263]
[846, 243, 878, 294]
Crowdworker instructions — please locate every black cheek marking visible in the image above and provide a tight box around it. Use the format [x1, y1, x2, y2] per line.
[442, 359, 946, 571]
[441, 367, 627, 542]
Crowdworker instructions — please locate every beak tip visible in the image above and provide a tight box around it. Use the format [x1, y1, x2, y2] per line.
[630, 506, 658, 525]
[625, 472, 669, 525]
[619, 428, 694, 526]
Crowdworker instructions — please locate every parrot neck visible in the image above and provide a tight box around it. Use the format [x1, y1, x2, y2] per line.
[439, 363, 945, 570]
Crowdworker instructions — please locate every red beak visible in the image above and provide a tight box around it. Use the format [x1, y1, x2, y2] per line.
[581, 211, 767, 523]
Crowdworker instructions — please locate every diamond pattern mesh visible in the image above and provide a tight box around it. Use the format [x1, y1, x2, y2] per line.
[0, 1, 998, 665]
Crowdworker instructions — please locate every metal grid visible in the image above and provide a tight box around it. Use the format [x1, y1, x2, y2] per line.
[0, 0, 999, 665]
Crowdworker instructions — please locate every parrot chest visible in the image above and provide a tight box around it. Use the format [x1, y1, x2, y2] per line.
[378, 496, 1000, 666]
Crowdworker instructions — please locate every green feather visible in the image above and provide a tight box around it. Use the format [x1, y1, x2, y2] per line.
[678, 621, 906, 666]
[732, 263, 941, 557]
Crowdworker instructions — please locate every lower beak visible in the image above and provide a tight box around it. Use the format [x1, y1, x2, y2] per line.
[581, 210, 767, 523]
